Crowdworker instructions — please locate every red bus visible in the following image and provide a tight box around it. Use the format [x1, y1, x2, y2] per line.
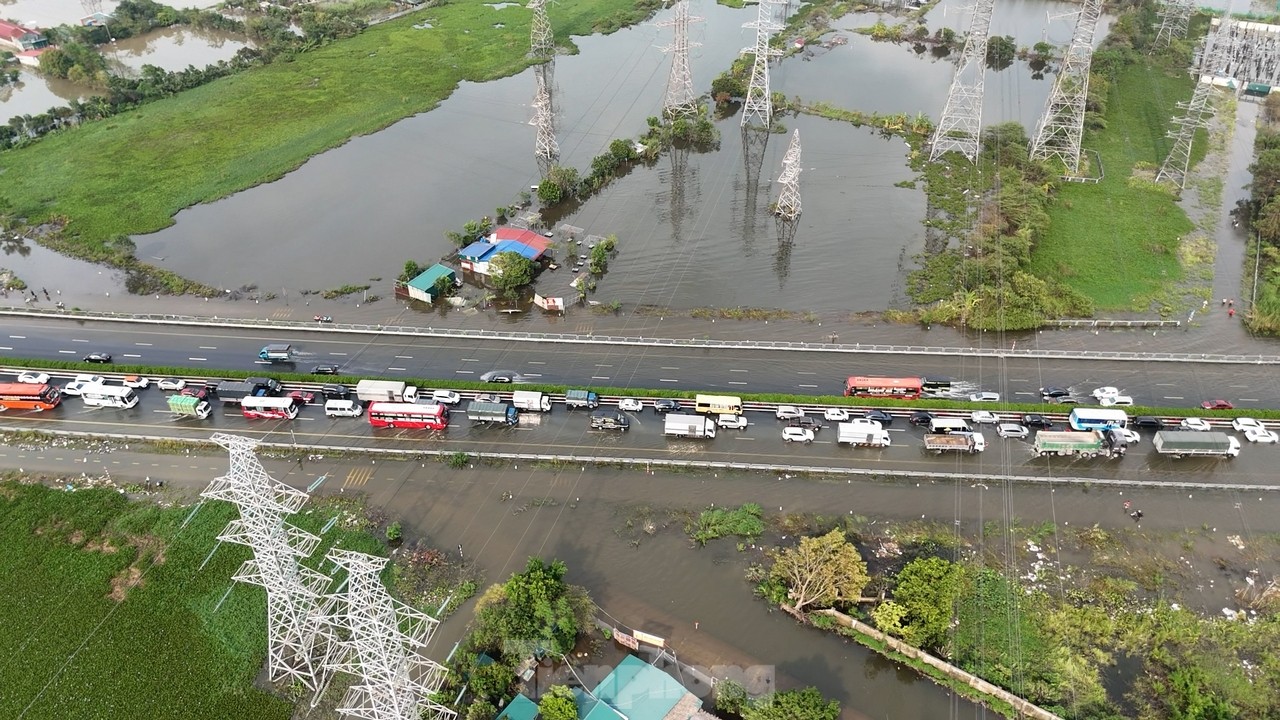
[0, 383, 62, 411]
[240, 396, 301, 420]
[844, 376, 923, 400]
[368, 402, 449, 430]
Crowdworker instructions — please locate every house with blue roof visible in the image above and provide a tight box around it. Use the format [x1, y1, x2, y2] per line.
[494, 655, 711, 720]
[459, 233, 549, 277]
[404, 264, 457, 304]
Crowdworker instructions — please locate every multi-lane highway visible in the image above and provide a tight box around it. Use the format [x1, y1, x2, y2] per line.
[5, 372, 1280, 486]
[4, 317, 1280, 408]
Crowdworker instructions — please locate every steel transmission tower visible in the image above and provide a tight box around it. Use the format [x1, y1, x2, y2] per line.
[528, 0, 554, 58]
[658, 0, 702, 119]
[315, 550, 454, 720]
[740, 0, 785, 128]
[80, 0, 104, 17]
[775, 129, 802, 220]
[929, 0, 996, 162]
[532, 63, 559, 175]
[1157, 25, 1229, 189]
[1155, 0, 1194, 47]
[199, 434, 332, 693]
[1028, 0, 1103, 176]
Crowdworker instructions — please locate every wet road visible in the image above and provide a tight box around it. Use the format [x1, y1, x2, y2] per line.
[6, 377, 1280, 487]
[6, 318, 1280, 408]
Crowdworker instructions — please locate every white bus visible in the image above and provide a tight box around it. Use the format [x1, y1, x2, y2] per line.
[1069, 408, 1128, 431]
[694, 394, 743, 415]
[80, 384, 139, 409]
[240, 396, 300, 420]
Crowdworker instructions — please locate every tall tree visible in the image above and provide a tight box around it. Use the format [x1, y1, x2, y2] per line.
[767, 528, 869, 614]
[539, 685, 579, 720]
[488, 251, 535, 299]
[887, 556, 964, 652]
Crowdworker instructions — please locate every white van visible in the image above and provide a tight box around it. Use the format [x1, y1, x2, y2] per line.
[717, 413, 748, 429]
[325, 399, 364, 418]
[929, 417, 971, 434]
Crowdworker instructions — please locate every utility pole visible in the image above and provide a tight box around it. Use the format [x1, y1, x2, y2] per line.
[657, 0, 702, 120]
[1029, 0, 1103, 177]
[929, 0, 996, 162]
[740, 0, 785, 128]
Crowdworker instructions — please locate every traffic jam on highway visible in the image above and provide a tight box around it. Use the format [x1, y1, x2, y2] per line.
[0, 363, 1274, 462]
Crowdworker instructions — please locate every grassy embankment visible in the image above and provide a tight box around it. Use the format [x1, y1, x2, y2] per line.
[0, 481, 386, 719]
[1030, 43, 1201, 313]
[0, 0, 644, 254]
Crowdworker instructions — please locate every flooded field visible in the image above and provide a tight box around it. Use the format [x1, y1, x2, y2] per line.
[0, 66, 85, 121]
[105, 26, 254, 75]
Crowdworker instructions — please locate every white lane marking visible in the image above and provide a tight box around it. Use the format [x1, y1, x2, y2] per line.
[814, 440, 832, 444]
[797, 371, 817, 375]
[1240, 397, 1259, 401]
[730, 369, 748, 373]
[329, 352, 348, 356]
[189, 357, 207, 361]
[735, 437, 755, 441]
[0, 346, 10, 350]
[1155, 383, 1175, 386]
[1164, 396, 1184, 400]
[660, 379, 678, 383]
[123, 354, 141, 358]
[9, 335, 25, 339]
[524, 373, 542, 378]
[199, 346, 217, 350]
[591, 376, 610, 380]
[798, 384, 818, 388]
[135, 342, 153, 346]
[728, 381, 747, 385]
[1008, 378, 1028, 382]
[72, 338, 88, 343]
[395, 355, 413, 359]
[1229, 384, 1248, 388]
[1014, 391, 1035, 396]
[455, 370, 475, 374]
[461, 358, 479, 362]
[595, 364, 613, 368]
[388, 367, 406, 371]
[528, 361, 545, 365]
[58, 350, 75, 354]
[661, 366, 679, 370]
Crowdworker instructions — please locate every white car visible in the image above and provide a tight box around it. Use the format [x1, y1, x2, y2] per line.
[996, 423, 1028, 439]
[717, 414, 748, 429]
[618, 398, 644, 413]
[775, 405, 805, 420]
[782, 427, 814, 443]
[157, 378, 186, 391]
[1099, 395, 1133, 407]
[1245, 427, 1279, 444]
[122, 375, 150, 389]
[1232, 418, 1266, 433]
[823, 408, 850, 422]
[1180, 417, 1212, 432]
[73, 374, 106, 385]
[969, 392, 1000, 402]
[1092, 386, 1121, 399]
[62, 381, 90, 396]
[845, 418, 883, 431]
[1118, 428, 1141, 444]
[430, 390, 462, 405]
[970, 410, 1000, 424]
[17, 371, 50, 384]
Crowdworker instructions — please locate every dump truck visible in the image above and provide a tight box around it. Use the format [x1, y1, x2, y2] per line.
[1032, 430, 1126, 459]
[355, 380, 418, 403]
[564, 389, 600, 409]
[922, 432, 985, 454]
[1153, 431, 1241, 459]
[258, 344, 293, 363]
[837, 424, 892, 447]
[167, 393, 211, 419]
[466, 401, 518, 426]
[663, 413, 717, 439]
[512, 390, 552, 412]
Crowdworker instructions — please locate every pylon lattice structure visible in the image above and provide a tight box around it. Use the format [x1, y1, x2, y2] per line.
[532, 63, 559, 174]
[528, 0, 554, 58]
[1154, 0, 1194, 47]
[740, 0, 785, 128]
[314, 550, 454, 720]
[1157, 25, 1230, 189]
[80, 0, 104, 16]
[1028, 0, 1103, 177]
[199, 433, 332, 693]
[928, 0, 996, 162]
[658, 0, 702, 119]
[774, 129, 802, 220]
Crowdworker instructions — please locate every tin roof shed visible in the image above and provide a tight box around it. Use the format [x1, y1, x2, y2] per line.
[459, 241, 497, 261]
[405, 264, 456, 303]
[494, 694, 539, 720]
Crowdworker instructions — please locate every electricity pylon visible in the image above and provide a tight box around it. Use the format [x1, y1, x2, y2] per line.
[740, 0, 785, 128]
[737, 126, 771, 255]
[658, 0, 702, 119]
[80, 0, 103, 18]
[532, 62, 558, 176]
[199, 434, 332, 693]
[775, 129, 802, 220]
[1157, 25, 1229, 189]
[314, 550, 455, 720]
[1029, 0, 1103, 176]
[929, 0, 996, 162]
[1155, 0, 1194, 47]
[528, 0, 554, 58]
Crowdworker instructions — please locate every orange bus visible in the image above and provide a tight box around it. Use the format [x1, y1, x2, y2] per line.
[843, 376, 923, 400]
[0, 383, 62, 411]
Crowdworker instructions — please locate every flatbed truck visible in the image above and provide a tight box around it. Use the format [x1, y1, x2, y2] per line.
[1032, 430, 1126, 459]
[1153, 431, 1240, 459]
[922, 432, 985, 454]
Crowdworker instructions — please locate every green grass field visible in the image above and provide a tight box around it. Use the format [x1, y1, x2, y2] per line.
[0, 0, 640, 253]
[0, 481, 384, 719]
[1030, 61, 1197, 310]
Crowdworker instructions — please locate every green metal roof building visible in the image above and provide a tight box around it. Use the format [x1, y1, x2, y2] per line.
[405, 263, 457, 304]
[497, 655, 704, 720]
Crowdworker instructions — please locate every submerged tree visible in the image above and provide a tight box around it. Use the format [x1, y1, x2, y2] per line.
[767, 529, 869, 614]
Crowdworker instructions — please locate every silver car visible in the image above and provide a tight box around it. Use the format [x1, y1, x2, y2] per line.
[995, 423, 1028, 439]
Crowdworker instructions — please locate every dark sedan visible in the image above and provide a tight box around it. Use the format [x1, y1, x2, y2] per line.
[653, 399, 682, 413]
[84, 352, 113, 363]
[311, 364, 342, 375]
[481, 370, 516, 383]
[864, 409, 894, 425]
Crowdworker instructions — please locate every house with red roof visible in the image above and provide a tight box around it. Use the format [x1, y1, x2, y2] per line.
[0, 20, 49, 53]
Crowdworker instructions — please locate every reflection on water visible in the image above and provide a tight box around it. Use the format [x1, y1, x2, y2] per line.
[106, 26, 253, 75]
[0, 66, 88, 121]
[0, 0, 221, 28]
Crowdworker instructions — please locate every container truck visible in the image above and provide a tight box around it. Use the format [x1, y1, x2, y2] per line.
[922, 432, 985, 454]
[1153, 431, 1241, 459]
[1032, 430, 1127, 459]
[663, 413, 717, 439]
[564, 389, 600, 409]
[258, 344, 293, 363]
[512, 391, 552, 412]
[167, 393, 212, 419]
[466, 401, 519, 426]
[215, 381, 258, 404]
[837, 424, 892, 447]
[355, 380, 418, 403]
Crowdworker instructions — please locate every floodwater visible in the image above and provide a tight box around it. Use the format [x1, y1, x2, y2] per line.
[0, 66, 86, 122]
[0, 0, 221, 29]
[135, 0, 1113, 313]
[105, 26, 254, 76]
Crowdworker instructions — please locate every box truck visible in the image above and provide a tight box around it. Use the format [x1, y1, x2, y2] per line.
[663, 413, 717, 439]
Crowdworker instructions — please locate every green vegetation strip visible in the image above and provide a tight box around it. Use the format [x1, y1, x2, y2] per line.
[0, 0, 646, 252]
[4, 356, 1272, 419]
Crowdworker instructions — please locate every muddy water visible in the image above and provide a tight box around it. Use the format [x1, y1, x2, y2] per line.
[135, 0, 1103, 313]
[0, 66, 86, 121]
[105, 26, 253, 76]
[0, 0, 220, 28]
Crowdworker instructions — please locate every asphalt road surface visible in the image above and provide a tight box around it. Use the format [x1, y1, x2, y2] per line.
[4, 378, 1280, 487]
[3, 318, 1280, 409]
